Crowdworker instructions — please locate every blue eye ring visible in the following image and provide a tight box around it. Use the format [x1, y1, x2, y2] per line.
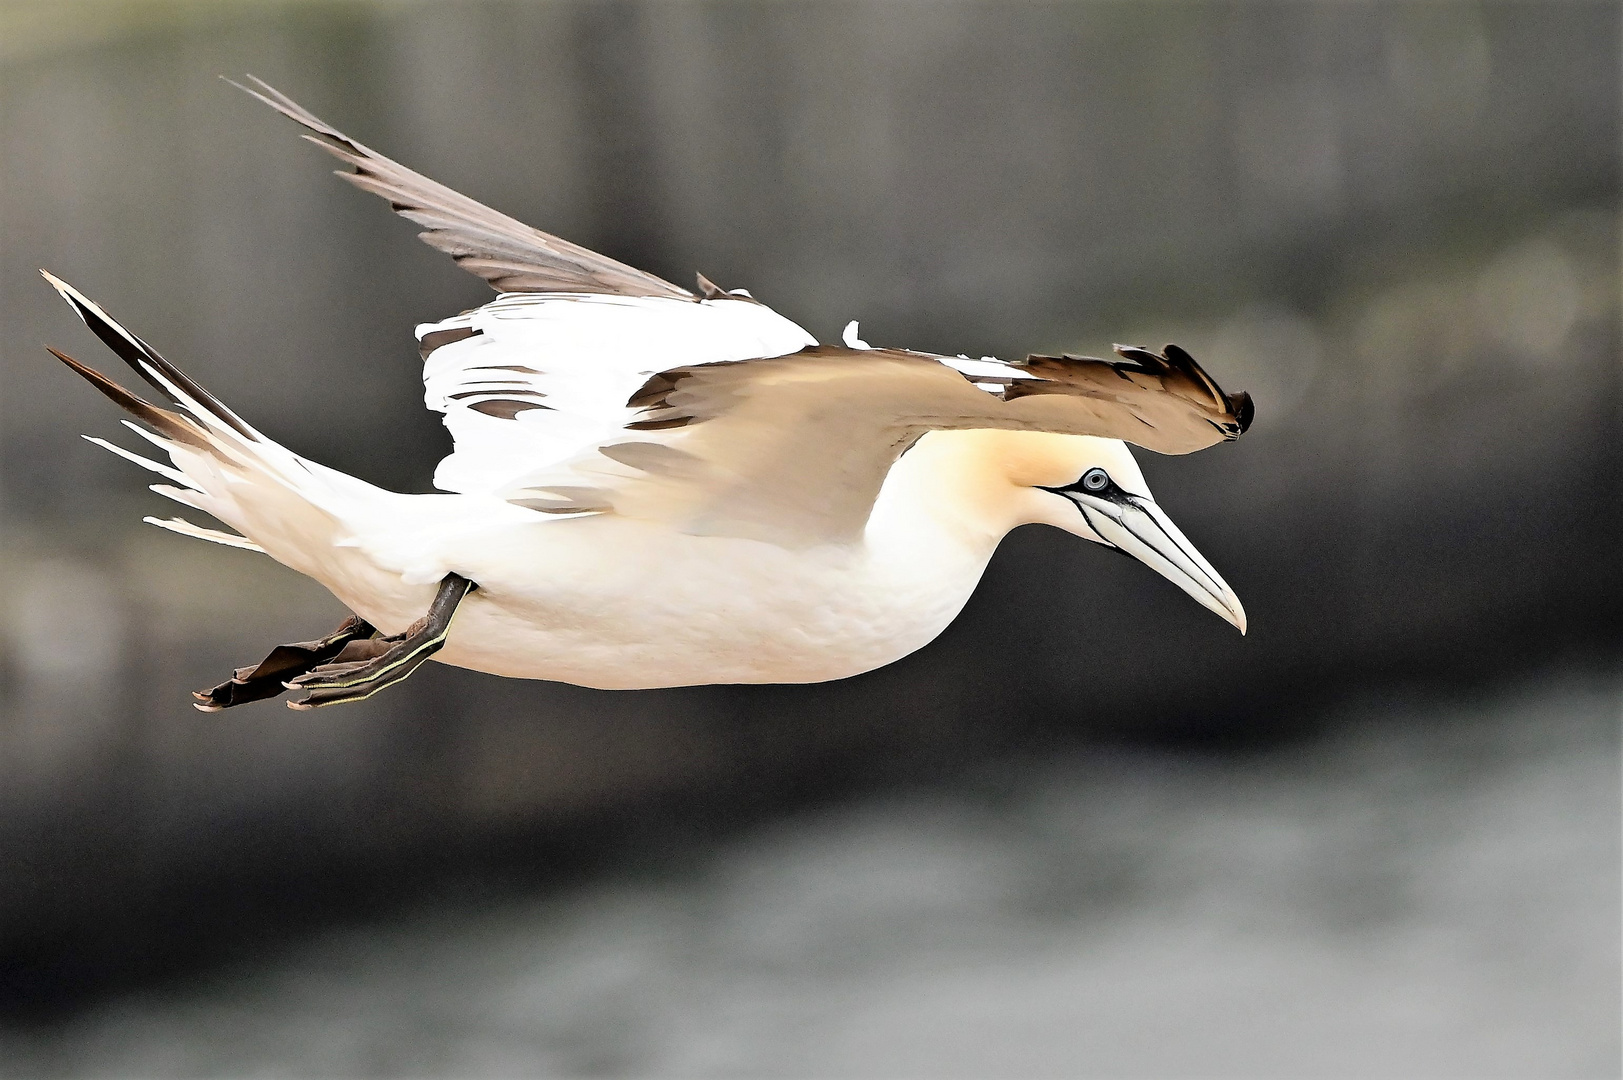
[1080, 468, 1110, 492]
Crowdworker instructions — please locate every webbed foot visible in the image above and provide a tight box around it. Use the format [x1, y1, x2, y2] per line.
[284, 574, 475, 709]
[194, 614, 374, 711]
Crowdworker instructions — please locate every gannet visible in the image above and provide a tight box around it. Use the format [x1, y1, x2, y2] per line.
[41, 78, 1252, 711]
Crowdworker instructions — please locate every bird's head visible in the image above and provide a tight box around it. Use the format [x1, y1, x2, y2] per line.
[952, 431, 1246, 633]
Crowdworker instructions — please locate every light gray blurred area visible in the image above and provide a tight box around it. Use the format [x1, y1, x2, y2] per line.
[0, 1, 1619, 1076]
[5, 673, 1618, 1077]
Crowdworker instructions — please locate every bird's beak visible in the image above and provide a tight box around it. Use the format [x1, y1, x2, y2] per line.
[1070, 493, 1246, 634]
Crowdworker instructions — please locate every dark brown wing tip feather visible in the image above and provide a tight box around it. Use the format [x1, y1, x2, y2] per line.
[1112, 344, 1163, 369]
[231, 75, 695, 301]
[229, 75, 371, 165]
[1229, 390, 1254, 434]
[1112, 341, 1252, 438]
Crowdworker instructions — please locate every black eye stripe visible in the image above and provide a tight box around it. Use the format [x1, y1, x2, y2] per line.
[1039, 468, 1125, 501]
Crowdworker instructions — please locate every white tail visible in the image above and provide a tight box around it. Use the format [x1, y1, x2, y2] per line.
[41, 272, 394, 582]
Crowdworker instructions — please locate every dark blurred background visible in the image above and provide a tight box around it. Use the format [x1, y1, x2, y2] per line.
[0, 1, 1618, 1075]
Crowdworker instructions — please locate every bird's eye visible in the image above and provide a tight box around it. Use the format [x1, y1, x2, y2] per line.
[1080, 468, 1110, 492]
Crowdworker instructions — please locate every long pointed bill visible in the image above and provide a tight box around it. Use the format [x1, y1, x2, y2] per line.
[1074, 495, 1246, 633]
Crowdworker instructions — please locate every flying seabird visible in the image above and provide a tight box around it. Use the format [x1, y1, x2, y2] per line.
[42, 78, 1253, 711]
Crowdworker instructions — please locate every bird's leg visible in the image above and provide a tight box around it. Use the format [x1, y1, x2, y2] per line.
[283, 574, 476, 710]
[193, 614, 376, 712]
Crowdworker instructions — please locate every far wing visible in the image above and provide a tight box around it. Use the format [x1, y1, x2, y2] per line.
[495, 343, 1252, 546]
[237, 79, 1251, 547]
[237, 77, 694, 298]
[416, 293, 817, 499]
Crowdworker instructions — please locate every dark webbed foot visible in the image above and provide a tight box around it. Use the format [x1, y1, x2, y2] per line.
[284, 574, 475, 710]
[194, 615, 375, 711]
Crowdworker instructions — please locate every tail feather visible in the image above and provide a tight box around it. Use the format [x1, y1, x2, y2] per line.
[47, 346, 212, 451]
[81, 434, 201, 489]
[143, 515, 266, 553]
[42, 273, 377, 575]
[149, 482, 213, 514]
[43, 273, 465, 632]
[42, 270, 258, 443]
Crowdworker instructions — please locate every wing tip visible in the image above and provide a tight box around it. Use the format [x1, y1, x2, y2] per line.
[1229, 390, 1254, 435]
[1112, 341, 1253, 436]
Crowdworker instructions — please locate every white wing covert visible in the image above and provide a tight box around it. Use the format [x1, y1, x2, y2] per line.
[417, 292, 816, 500]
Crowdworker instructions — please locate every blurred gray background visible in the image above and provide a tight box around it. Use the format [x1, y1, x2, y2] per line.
[0, 1, 1618, 1076]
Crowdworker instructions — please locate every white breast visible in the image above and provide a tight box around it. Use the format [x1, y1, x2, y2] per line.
[315, 430, 1011, 691]
[419, 511, 986, 689]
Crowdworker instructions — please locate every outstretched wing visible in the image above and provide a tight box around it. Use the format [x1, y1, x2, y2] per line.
[482, 340, 1251, 547]
[245, 79, 1250, 547]
[242, 79, 823, 501]
[237, 76, 694, 298]
[415, 293, 818, 498]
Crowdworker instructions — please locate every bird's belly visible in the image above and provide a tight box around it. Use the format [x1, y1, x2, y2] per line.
[424, 525, 986, 690]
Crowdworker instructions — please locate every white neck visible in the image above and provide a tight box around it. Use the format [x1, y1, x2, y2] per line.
[865, 432, 1025, 569]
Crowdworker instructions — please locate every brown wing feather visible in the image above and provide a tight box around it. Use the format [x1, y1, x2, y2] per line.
[526, 344, 1251, 546]
[1005, 344, 1253, 447]
[628, 343, 1251, 455]
[233, 77, 694, 299]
